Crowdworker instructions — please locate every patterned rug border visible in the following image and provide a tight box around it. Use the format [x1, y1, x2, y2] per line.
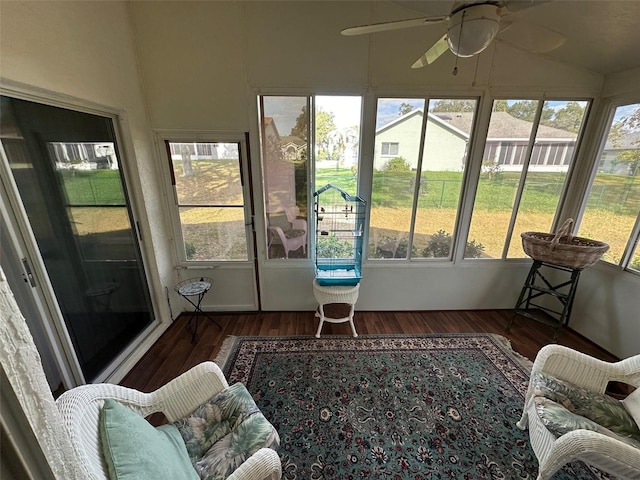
[214, 333, 534, 375]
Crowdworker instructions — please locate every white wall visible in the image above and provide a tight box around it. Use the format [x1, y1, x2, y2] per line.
[1, 1, 638, 358]
[0, 1, 175, 378]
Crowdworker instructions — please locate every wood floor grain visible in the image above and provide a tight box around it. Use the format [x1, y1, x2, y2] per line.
[120, 309, 619, 393]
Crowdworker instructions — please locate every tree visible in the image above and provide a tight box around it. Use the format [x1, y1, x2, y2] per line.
[505, 100, 554, 124]
[546, 101, 585, 133]
[399, 102, 413, 115]
[315, 110, 337, 161]
[493, 100, 509, 112]
[290, 105, 308, 141]
[610, 106, 640, 176]
[430, 99, 476, 112]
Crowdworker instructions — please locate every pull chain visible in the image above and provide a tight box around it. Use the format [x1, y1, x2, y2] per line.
[452, 9, 467, 76]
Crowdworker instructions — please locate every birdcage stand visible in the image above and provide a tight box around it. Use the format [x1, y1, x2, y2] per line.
[313, 279, 360, 338]
[175, 277, 221, 343]
[506, 260, 582, 341]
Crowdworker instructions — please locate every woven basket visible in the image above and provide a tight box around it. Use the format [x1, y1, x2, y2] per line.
[521, 219, 609, 269]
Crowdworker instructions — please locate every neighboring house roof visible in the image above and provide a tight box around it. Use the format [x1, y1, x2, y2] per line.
[604, 132, 640, 150]
[281, 135, 305, 147]
[380, 110, 576, 141]
[376, 109, 468, 141]
[439, 111, 577, 140]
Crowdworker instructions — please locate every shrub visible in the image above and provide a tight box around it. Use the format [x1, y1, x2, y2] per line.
[185, 242, 197, 260]
[422, 230, 485, 258]
[316, 233, 354, 258]
[481, 160, 503, 180]
[383, 157, 411, 172]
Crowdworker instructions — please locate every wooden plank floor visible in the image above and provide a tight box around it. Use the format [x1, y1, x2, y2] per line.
[120, 309, 619, 393]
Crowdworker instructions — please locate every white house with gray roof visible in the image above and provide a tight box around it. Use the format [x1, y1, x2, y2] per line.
[374, 109, 578, 173]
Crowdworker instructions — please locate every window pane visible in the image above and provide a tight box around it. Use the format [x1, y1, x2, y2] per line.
[369, 98, 425, 259]
[170, 143, 242, 205]
[507, 100, 587, 258]
[315, 95, 361, 193]
[467, 99, 587, 259]
[168, 141, 248, 261]
[580, 103, 640, 267]
[179, 207, 247, 261]
[260, 96, 309, 259]
[468, 100, 538, 258]
[414, 99, 477, 259]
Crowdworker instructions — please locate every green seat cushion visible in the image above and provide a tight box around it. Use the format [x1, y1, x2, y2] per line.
[173, 382, 280, 480]
[99, 399, 199, 480]
[532, 371, 640, 446]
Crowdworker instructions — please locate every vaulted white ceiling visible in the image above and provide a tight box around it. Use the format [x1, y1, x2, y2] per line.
[383, 0, 640, 76]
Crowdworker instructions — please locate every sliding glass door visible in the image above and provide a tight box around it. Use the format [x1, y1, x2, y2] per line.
[0, 96, 154, 382]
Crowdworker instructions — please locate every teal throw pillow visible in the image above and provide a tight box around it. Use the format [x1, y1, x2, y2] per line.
[99, 398, 199, 480]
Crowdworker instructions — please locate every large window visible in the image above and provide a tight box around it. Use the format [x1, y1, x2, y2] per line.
[467, 99, 589, 259]
[579, 102, 640, 272]
[259, 95, 362, 260]
[369, 98, 477, 260]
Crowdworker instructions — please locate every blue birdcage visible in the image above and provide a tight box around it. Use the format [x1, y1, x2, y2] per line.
[314, 184, 366, 286]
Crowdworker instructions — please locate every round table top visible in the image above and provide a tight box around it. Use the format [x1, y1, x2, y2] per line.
[178, 280, 211, 296]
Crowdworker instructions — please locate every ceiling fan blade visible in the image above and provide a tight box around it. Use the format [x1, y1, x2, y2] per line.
[497, 20, 565, 53]
[503, 0, 552, 13]
[412, 34, 449, 68]
[341, 16, 448, 36]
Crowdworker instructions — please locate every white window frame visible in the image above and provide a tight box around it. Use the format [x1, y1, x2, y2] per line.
[577, 99, 640, 274]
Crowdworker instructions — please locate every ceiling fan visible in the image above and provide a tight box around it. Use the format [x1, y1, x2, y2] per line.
[341, 1, 566, 70]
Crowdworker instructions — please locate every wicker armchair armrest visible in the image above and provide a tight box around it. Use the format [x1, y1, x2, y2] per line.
[150, 361, 229, 421]
[227, 448, 282, 480]
[538, 429, 640, 480]
[530, 344, 640, 396]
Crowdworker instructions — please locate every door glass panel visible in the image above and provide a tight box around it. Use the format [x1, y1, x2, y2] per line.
[167, 142, 248, 261]
[1, 96, 155, 382]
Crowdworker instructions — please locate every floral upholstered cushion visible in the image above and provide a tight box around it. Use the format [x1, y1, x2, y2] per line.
[534, 396, 640, 449]
[532, 371, 640, 447]
[173, 382, 280, 480]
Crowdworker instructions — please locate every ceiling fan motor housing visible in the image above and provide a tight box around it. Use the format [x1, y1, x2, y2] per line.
[447, 4, 502, 57]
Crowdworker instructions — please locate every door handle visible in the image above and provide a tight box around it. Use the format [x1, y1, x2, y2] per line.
[21, 257, 37, 287]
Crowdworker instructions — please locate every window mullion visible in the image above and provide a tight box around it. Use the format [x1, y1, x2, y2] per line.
[501, 102, 543, 259]
[407, 98, 430, 260]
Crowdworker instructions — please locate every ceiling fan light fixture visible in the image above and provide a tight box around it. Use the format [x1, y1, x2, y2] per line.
[447, 4, 501, 58]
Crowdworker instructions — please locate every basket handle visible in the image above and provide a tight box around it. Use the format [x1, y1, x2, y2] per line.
[550, 218, 574, 249]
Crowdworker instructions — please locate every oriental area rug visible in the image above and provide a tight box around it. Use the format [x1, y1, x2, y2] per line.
[215, 334, 608, 480]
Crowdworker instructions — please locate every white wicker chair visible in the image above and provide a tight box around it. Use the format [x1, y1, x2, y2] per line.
[517, 344, 640, 480]
[55, 361, 281, 480]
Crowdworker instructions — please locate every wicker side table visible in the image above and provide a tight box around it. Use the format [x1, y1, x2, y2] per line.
[312, 278, 360, 338]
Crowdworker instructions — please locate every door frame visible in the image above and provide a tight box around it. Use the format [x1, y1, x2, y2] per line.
[155, 130, 260, 312]
[0, 84, 164, 385]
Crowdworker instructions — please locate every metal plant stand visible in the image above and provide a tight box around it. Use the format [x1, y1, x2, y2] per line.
[507, 260, 582, 341]
[174, 277, 221, 343]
